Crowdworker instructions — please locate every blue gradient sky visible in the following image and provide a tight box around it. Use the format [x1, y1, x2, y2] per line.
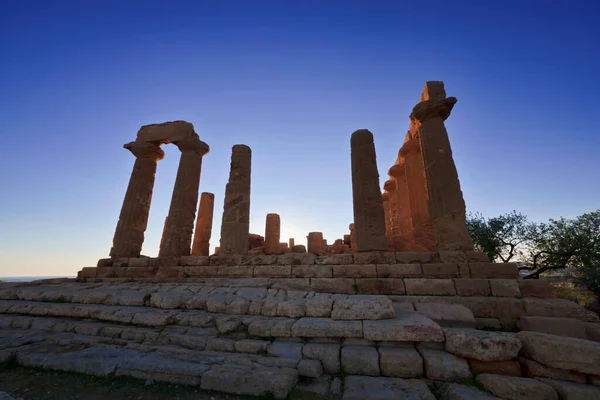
[1, 1, 599, 277]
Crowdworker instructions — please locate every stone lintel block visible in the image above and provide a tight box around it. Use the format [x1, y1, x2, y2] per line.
[78, 267, 98, 279]
[356, 279, 406, 295]
[454, 279, 491, 296]
[469, 262, 519, 279]
[378, 347, 423, 378]
[489, 279, 521, 297]
[128, 257, 150, 268]
[209, 255, 244, 266]
[316, 254, 353, 265]
[469, 359, 522, 377]
[97, 258, 113, 267]
[422, 263, 459, 278]
[395, 252, 439, 264]
[341, 346, 380, 376]
[125, 267, 156, 279]
[242, 254, 278, 265]
[404, 279, 456, 295]
[254, 265, 292, 278]
[310, 278, 356, 294]
[291, 265, 333, 278]
[217, 265, 254, 277]
[518, 316, 587, 339]
[155, 267, 185, 279]
[353, 252, 396, 264]
[179, 256, 210, 266]
[156, 257, 179, 267]
[277, 253, 316, 265]
[183, 266, 218, 277]
[332, 264, 377, 278]
[518, 280, 556, 298]
[376, 263, 422, 278]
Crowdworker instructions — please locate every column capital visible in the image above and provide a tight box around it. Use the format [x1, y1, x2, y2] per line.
[174, 135, 210, 156]
[383, 179, 396, 192]
[399, 138, 421, 157]
[349, 223, 355, 230]
[123, 141, 165, 161]
[410, 97, 457, 123]
[388, 163, 405, 179]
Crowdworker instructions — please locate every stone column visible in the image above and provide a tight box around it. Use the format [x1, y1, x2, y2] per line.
[191, 192, 215, 256]
[307, 232, 323, 255]
[388, 163, 416, 251]
[349, 223, 357, 253]
[110, 141, 164, 258]
[289, 238, 295, 249]
[382, 191, 392, 247]
[159, 135, 210, 257]
[350, 130, 389, 252]
[399, 139, 436, 251]
[410, 97, 474, 251]
[343, 234, 351, 246]
[264, 213, 281, 255]
[220, 145, 252, 254]
[159, 216, 168, 251]
[383, 179, 402, 251]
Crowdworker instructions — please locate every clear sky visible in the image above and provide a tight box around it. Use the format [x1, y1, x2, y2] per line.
[1, 0, 599, 277]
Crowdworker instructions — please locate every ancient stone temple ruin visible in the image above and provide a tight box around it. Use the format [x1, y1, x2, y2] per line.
[2, 82, 600, 399]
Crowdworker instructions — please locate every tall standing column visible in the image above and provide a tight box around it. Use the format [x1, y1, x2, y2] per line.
[220, 145, 252, 255]
[264, 213, 281, 255]
[307, 232, 324, 255]
[383, 179, 402, 250]
[350, 129, 388, 252]
[159, 135, 210, 257]
[381, 191, 392, 248]
[410, 97, 474, 251]
[159, 216, 168, 251]
[110, 141, 164, 258]
[191, 192, 215, 256]
[388, 163, 416, 251]
[399, 139, 436, 251]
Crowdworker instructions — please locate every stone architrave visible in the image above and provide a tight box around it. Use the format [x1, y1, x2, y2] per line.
[264, 213, 281, 255]
[220, 145, 252, 255]
[307, 232, 324, 255]
[399, 139, 436, 251]
[383, 179, 402, 251]
[289, 238, 295, 249]
[191, 192, 215, 256]
[110, 141, 164, 258]
[349, 223, 357, 253]
[381, 191, 392, 248]
[159, 135, 210, 257]
[350, 129, 389, 252]
[159, 216, 168, 251]
[410, 87, 473, 251]
[388, 162, 416, 251]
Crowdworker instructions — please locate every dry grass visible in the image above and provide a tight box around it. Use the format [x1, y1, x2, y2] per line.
[552, 281, 596, 308]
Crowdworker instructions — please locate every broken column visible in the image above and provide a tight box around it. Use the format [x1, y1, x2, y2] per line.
[219, 145, 252, 255]
[110, 141, 164, 258]
[264, 213, 281, 255]
[349, 223, 357, 252]
[381, 191, 392, 247]
[307, 232, 324, 255]
[388, 163, 416, 251]
[288, 238, 295, 249]
[191, 192, 215, 256]
[159, 135, 210, 257]
[350, 129, 389, 252]
[410, 83, 473, 251]
[383, 179, 402, 251]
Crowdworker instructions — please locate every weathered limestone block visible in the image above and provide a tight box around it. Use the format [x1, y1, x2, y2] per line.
[468, 359, 522, 377]
[404, 279, 456, 295]
[264, 213, 282, 255]
[518, 357, 586, 383]
[376, 264, 422, 278]
[350, 129, 389, 252]
[234, 339, 269, 354]
[200, 364, 297, 399]
[310, 278, 355, 294]
[253, 265, 291, 278]
[277, 253, 316, 265]
[476, 374, 558, 400]
[516, 331, 600, 375]
[191, 192, 214, 257]
[302, 343, 341, 374]
[587, 323, 600, 342]
[379, 347, 423, 378]
[518, 316, 587, 339]
[183, 266, 218, 277]
[518, 280, 556, 298]
[469, 262, 518, 279]
[206, 337, 236, 352]
[353, 252, 396, 264]
[438, 383, 500, 400]
[316, 254, 353, 265]
[291, 318, 362, 338]
[297, 359, 323, 378]
[489, 279, 521, 297]
[443, 328, 522, 361]
[341, 345, 380, 376]
[523, 298, 599, 322]
[78, 267, 98, 279]
[110, 142, 164, 258]
[219, 145, 252, 255]
[419, 348, 472, 381]
[538, 377, 600, 400]
[343, 376, 435, 400]
[291, 244, 306, 253]
[292, 265, 332, 278]
[356, 278, 406, 295]
[305, 297, 333, 317]
[422, 263, 459, 278]
[415, 303, 475, 328]
[363, 314, 444, 342]
[443, 297, 525, 320]
[331, 295, 394, 320]
[332, 264, 377, 278]
[267, 341, 304, 360]
[454, 279, 491, 296]
[395, 252, 438, 264]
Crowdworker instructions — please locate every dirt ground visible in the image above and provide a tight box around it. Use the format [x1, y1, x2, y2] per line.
[0, 366, 310, 400]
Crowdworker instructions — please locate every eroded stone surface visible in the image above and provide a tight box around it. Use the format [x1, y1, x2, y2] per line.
[444, 328, 522, 361]
[419, 348, 471, 381]
[343, 376, 435, 400]
[476, 374, 558, 400]
[438, 383, 500, 399]
[332, 295, 394, 320]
